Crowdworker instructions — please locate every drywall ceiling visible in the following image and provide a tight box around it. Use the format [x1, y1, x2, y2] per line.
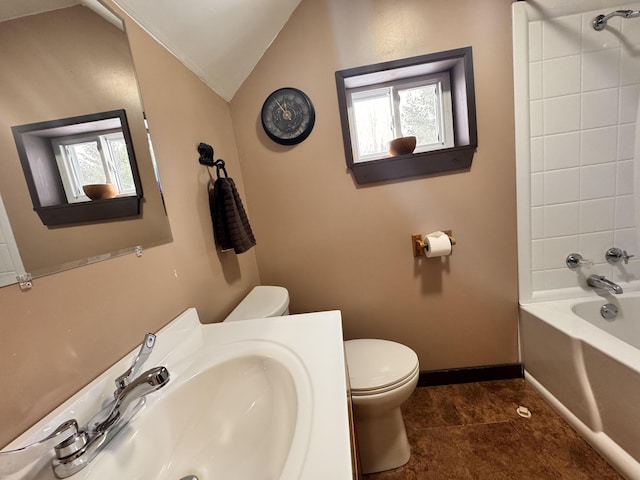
[0, 0, 300, 102]
[0, 0, 77, 20]
[113, 0, 301, 101]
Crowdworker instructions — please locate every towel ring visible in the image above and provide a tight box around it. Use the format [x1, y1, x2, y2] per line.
[214, 159, 228, 178]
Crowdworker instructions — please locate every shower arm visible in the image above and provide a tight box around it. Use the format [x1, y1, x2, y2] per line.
[593, 9, 640, 31]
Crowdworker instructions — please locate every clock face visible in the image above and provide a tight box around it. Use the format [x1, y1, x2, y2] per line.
[261, 88, 315, 145]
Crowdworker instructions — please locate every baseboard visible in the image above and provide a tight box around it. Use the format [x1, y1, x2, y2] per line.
[417, 363, 523, 387]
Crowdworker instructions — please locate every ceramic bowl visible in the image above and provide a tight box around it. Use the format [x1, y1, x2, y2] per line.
[82, 183, 117, 200]
[389, 136, 417, 156]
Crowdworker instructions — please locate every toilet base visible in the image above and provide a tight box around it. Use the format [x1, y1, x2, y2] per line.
[354, 406, 411, 474]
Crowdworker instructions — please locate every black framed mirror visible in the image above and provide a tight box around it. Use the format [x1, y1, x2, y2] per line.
[335, 47, 478, 184]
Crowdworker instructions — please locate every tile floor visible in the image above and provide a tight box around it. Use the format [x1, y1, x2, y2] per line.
[364, 379, 623, 479]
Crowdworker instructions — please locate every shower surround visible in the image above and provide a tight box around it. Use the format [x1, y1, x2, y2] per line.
[514, 0, 640, 303]
[514, 1, 640, 478]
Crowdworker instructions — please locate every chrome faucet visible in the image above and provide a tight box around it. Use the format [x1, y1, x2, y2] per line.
[587, 275, 623, 294]
[89, 365, 169, 433]
[0, 333, 169, 479]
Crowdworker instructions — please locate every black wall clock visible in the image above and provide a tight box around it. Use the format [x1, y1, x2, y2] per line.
[261, 87, 315, 145]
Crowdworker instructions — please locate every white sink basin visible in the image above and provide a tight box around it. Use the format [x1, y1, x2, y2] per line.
[138, 350, 304, 479]
[3, 309, 352, 480]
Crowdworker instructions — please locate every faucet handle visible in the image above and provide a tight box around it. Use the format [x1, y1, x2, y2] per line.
[0, 420, 86, 476]
[606, 247, 635, 265]
[115, 333, 156, 391]
[566, 253, 593, 269]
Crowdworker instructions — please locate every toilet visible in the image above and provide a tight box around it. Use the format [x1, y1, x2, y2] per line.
[224, 286, 419, 474]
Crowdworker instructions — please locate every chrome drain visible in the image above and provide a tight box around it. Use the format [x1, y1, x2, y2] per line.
[600, 303, 618, 320]
[179, 476, 199, 480]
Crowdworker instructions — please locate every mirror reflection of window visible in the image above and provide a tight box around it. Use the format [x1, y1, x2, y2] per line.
[12, 109, 144, 226]
[348, 72, 454, 164]
[53, 130, 136, 203]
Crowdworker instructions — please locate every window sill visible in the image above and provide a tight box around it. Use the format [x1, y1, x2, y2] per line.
[349, 145, 476, 184]
[35, 196, 141, 226]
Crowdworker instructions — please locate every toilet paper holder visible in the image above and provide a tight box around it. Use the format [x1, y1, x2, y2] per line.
[412, 230, 456, 258]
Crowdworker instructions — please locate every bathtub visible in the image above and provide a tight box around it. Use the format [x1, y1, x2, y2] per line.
[521, 293, 640, 479]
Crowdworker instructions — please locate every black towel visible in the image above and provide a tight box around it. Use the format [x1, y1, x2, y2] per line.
[209, 177, 256, 254]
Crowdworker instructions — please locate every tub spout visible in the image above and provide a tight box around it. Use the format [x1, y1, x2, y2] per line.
[587, 275, 623, 294]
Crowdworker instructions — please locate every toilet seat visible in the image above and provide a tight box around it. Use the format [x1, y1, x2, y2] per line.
[345, 339, 419, 396]
[350, 363, 419, 396]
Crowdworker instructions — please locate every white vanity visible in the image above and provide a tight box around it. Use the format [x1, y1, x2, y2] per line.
[1, 308, 354, 479]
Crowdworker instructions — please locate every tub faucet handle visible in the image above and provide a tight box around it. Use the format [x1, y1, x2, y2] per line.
[566, 253, 593, 269]
[606, 247, 634, 265]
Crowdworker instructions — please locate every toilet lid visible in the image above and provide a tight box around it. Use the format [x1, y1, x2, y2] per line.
[224, 286, 289, 322]
[344, 339, 419, 393]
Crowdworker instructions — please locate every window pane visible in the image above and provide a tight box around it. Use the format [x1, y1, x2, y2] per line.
[352, 93, 394, 158]
[106, 136, 135, 193]
[398, 84, 440, 146]
[69, 142, 106, 186]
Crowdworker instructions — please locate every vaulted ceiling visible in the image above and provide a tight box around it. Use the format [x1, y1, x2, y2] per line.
[112, 0, 302, 101]
[0, 0, 301, 101]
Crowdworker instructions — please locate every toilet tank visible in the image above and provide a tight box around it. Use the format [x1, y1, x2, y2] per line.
[224, 286, 290, 322]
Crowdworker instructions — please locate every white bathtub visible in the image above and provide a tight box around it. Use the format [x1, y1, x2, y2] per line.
[521, 293, 640, 480]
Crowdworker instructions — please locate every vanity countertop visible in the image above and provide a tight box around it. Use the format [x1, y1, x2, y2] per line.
[2, 308, 354, 480]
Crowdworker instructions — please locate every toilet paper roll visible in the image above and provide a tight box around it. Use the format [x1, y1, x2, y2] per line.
[423, 231, 452, 258]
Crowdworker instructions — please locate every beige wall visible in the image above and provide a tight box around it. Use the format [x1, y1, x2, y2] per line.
[0, 0, 519, 450]
[230, 0, 519, 370]
[0, 2, 260, 447]
[0, 6, 170, 274]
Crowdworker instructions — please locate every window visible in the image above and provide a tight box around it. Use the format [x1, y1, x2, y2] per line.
[335, 47, 477, 184]
[53, 130, 136, 203]
[349, 73, 454, 163]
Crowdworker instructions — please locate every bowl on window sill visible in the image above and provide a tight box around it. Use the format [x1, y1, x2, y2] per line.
[83, 183, 117, 200]
[389, 136, 417, 156]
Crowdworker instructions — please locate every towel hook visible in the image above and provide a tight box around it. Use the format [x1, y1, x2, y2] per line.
[198, 142, 228, 180]
[197, 142, 215, 167]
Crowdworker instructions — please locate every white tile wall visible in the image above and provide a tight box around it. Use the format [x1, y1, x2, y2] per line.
[544, 55, 581, 97]
[530, 137, 544, 172]
[581, 127, 617, 165]
[620, 86, 640, 123]
[581, 89, 619, 129]
[582, 49, 620, 92]
[542, 16, 582, 59]
[619, 124, 636, 159]
[528, 4, 640, 292]
[544, 95, 581, 134]
[581, 164, 616, 200]
[618, 160, 634, 195]
[579, 198, 615, 233]
[544, 133, 580, 169]
[544, 168, 580, 204]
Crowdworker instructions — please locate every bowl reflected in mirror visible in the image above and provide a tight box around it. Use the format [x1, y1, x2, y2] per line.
[389, 136, 417, 156]
[83, 183, 117, 200]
